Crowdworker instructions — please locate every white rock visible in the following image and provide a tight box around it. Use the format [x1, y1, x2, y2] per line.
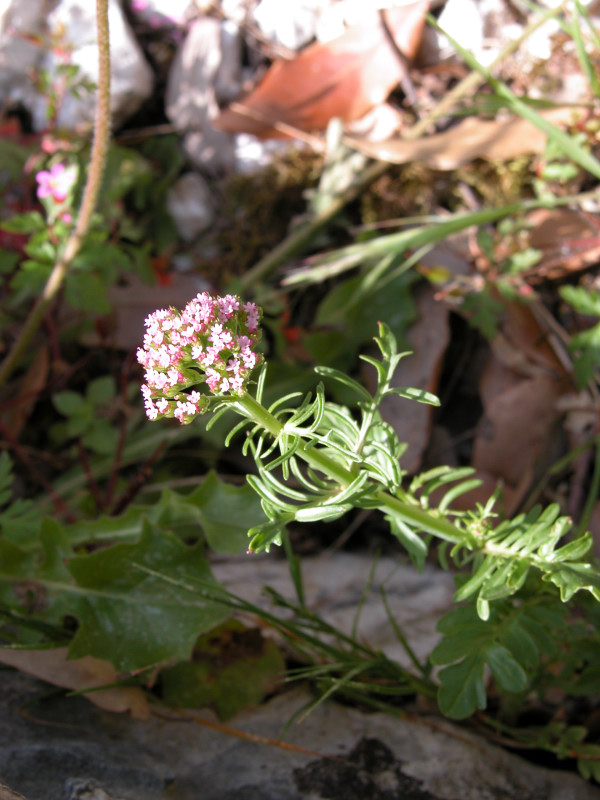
[165, 171, 215, 241]
[0, 0, 48, 106]
[220, 0, 250, 24]
[25, 0, 154, 131]
[420, 0, 563, 68]
[234, 133, 297, 174]
[166, 16, 241, 173]
[253, 0, 330, 51]
[419, 0, 485, 64]
[129, 0, 196, 28]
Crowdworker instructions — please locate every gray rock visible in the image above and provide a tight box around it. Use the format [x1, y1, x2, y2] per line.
[165, 171, 216, 240]
[24, 0, 154, 131]
[1, 671, 599, 800]
[213, 553, 456, 668]
[165, 16, 241, 173]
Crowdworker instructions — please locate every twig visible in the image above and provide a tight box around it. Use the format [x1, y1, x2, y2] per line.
[0, 0, 111, 388]
[0, 418, 76, 523]
[109, 440, 168, 516]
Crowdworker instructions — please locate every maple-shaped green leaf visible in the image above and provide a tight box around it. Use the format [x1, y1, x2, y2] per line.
[67, 520, 229, 671]
[0, 518, 77, 643]
[67, 470, 268, 554]
[185, 471, 269, 553]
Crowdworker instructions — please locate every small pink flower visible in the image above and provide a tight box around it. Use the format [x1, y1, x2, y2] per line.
[139, 292, 263, 423]
[35, 163, 76, 203]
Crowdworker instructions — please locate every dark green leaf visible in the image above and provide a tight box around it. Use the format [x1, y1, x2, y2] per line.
[1, 212, 45, 234]
[65, 271, 111, 313]
[52, 390, 86, 417]
[67, 520, 229, 671]
[159, 619, 284, 719]
[437, 652, 486, 719]
[87, 376, 116, 406]
[186, 471, 270, 554]
[484, 642, 528, 693]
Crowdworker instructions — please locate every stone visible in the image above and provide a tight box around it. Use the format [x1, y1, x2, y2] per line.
[165, 171, 215, 241]
[213, 553, 456, 669]
[0, 0, 49, 108]
[24, 0, 154, 131]
[252, 0, 330, 51]
[128, 0, 196, 29]
[165, 16, 241, 173]
[1, 670, 599, 800]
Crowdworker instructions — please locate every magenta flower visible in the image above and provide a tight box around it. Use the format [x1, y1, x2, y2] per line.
[35, 163, 76, 203]
[138, 292, 263, 424]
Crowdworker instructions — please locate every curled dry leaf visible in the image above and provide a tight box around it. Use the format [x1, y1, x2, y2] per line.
[347, 107, 585, 169]
[214, 3, 429, 138]
[0, 647, 150, 719]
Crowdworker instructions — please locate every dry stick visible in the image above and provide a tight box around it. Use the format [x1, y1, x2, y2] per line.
[0, 0, 111, 388]
[238, 3, 565, 291]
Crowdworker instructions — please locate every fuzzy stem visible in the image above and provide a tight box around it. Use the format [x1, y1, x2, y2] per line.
[0, 0, 111, 388]
[235, 393, 467, 545]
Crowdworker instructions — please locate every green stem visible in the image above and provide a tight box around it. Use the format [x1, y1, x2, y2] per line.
[0, 0, 111, 388]
[235, 393, 467, 546]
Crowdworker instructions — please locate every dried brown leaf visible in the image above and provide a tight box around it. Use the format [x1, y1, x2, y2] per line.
[472, 372, 566, 489]
[347, 107, 584, 169]
[214, 4, 429, 138]
[378, 283, 450, 474]
[489, 300, 569, 381]
[526, 208, 600, 282]
[0, 647, 150, 719]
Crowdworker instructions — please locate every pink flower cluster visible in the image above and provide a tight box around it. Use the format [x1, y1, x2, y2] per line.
[35, 163, 75, 204]
[138, 292, 262, 424]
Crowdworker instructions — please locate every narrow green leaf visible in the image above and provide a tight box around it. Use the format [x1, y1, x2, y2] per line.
[295, 504, 351, 523]
[386, 387, 440, 406]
